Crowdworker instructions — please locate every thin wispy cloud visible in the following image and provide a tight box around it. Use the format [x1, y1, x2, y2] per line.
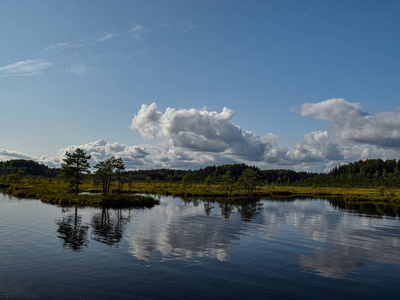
[154, 23, 173, 30]
[98, 32, 119, 42]
[42, 21, 188, 64]
[179, 19, 195, 32]
[129, 23, 146, 39]
[44, 39, 87, 52]
[0, 59, 52, 77]
[44, 25, 146, 52]
[65, 63, 91, 75]
[153, 20, 196, 33]
[44, 42, 67, 51]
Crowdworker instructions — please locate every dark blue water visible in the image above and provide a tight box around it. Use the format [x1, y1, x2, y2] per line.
[1, 192, 400, 299]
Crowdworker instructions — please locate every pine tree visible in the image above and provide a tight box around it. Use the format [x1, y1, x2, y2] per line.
[61, 148, 91, 194]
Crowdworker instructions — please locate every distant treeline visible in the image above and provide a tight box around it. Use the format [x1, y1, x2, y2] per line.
[296, 159, 400, 188]
[0, 159, 59, 177]
[0, 159, 316, 185]
[125, 164, 317, 184]
[3, 158, 400, 188]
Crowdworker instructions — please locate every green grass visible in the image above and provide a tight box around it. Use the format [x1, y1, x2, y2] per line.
[3, 179, 400, 208]
[6, 181, 159, 208]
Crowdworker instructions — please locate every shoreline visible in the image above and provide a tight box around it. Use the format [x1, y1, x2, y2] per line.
[2, 181, 400, 207]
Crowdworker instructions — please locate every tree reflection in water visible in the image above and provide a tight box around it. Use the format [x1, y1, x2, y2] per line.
[56, 206, 89, 251]
[203, 200, 215, 216]
[185, 197, 263, 221]
[329, 198, 400, 217]
[54, 197, 399, 255]
[235, 200, 263, 222]
[220, 200, 233, 219]
[91, 207, 131, 246]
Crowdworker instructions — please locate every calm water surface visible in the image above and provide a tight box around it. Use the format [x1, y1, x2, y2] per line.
[1, 192, 400, 299]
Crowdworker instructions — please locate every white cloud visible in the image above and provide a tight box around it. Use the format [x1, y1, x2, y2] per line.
[98, 32, 118, 42]
[130, 103, 163, 139]
[301, 98, 366, 121]
[288, 131, 343, 162]
[131, 103, 272, 161]
[127, 102, 400, 171]
[0, 149, 36, 161]
[4, 99, 400, 173]
[0, 59, 52, 77]
[50, 134, 400, 173]
[44, 40, 87, 52]
[300, 98, 400, 147]
[130, 23, 146, 39]
[0, 149, 61, 168]
[59, 139, 234, 170]
[44, 42, 67, 51]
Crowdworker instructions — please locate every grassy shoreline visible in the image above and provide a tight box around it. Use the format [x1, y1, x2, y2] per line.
[3, 183, 160, 208]
[2, 180, 400, 207]
[102, 181, 400, 204]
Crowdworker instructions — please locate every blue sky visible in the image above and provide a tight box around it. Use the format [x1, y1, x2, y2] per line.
[1, 0, 400, 171]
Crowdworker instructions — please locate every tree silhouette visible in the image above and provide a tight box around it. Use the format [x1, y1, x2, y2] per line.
[203, 199, 215, 216]
[236, 200, 261, 222]
[236, 168, 259, 194]
[56, 206, 89, 251]
[94, 157, 126, 195]
[91, 207, 131, 246]
[61, 148, 91, 194]
[220, 171, 234, 195]
[220, 199, 233, 219]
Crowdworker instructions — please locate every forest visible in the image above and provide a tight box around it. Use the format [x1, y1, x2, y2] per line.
[0, 158, 316, 186]
[296, 158, 400, 188]
[0, 159, 59, 181]
[1, 157, 400, 189]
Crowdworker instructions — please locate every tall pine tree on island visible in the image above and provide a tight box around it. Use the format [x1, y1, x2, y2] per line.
[61, 148, 91, 194]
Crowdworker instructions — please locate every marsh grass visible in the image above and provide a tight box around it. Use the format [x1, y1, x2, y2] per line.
[6, 181, 159, 208]
[3, 179, 400, 208]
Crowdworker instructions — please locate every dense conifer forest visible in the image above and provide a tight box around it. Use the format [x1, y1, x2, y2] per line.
[0, 160, 316, 185]
[0, 159, 59, 178]
[296, 159, 400, 188]
[2, 158, 400, 188]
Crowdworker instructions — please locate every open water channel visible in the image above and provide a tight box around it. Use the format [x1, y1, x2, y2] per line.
[1, 192, 400, 299]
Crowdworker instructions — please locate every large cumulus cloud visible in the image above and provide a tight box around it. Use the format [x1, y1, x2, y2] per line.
[288, 131, 343, 162]
[3, 99, 400, 173]
[301, 98, 400, 147]
[58, 139, 239, 170]
[131, 103, 273, 161]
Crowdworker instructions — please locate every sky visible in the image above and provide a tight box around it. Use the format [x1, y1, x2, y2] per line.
[1, 0, 400, 172]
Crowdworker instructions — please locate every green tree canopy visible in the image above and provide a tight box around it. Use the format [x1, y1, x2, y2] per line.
[237, 168, 259, 193]
[94, 157, 125, 195]
[61, 148, 91, 194]
[220, 171, 234, 195]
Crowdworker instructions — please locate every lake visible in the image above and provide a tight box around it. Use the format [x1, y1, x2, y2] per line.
[1, 192, 400, 299]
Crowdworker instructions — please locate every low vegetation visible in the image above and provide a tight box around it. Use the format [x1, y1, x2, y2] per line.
[3, 177, 400, 208]
[7, 182, 159, 208]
